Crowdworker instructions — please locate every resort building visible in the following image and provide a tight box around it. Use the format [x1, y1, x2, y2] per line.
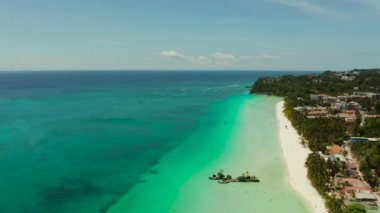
[373, 93, 380, 100]
[353, 92, 378, 99]
[349, 137, 369, 143]
[326, 145, 343, 155]
[365, 114, 380, 118]
[306, 109, 328, 117]
[346, 161, 358, 171]
[310, 94, 329, 104]
[294, 106, 305, 112]
[343, 191, 378, 210]
[354, 191, 378, 202]
[329, 154, 346, 163]
[331, 102, 361, 112]
[341, 75, 356, 81]
[337, 95, 351, 102]
[336, 110, 357, 123]
[326, 96, 337, 103]
[335, 177, 372, 194]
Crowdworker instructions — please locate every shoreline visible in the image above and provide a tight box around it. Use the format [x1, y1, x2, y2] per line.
[108, 96, 312, 213]
[167, 96, 312, 213]
[276, 100, 328, 213]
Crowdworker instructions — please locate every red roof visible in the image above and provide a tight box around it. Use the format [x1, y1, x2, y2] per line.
[336, 178, 366, 187]
[336, 177, 371, 193]
[342, 186, 371, 193]
[326, 145, 343, 154]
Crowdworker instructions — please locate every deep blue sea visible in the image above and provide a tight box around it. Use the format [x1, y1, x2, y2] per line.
[0, 71, 315, 213]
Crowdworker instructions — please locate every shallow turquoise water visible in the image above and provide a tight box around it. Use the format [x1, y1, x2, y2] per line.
[0, 71, 312, 213]
[108, 95, 311, 213]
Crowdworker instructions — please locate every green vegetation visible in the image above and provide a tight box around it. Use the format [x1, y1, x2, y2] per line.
[252, 69, 380, 96]
[284, 101, 346, 152]
[305, 153, 330, 194]
[305, 152, 349, 213]
[357, 99, 380, 113]
[251, 69, 380, 109]
[351, 141, 380, 187]
[326, 197, 344, 213]
[326, 158, 345, 177]
[304, 153, 348, 212]
[358, 118, 380, 137]
[344, 204, 367, 213]
[251, 69, 380, 213]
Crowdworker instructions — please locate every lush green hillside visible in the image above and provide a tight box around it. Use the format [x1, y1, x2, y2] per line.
[251, 69, 380, 108]
[251, 69, 380, 213]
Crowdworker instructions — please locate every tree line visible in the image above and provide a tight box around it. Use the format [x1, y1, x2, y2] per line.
[250, 69, 380, 213]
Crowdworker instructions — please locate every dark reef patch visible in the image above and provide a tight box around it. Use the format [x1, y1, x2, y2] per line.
[39, 177, 102, 204]
[99, 199, 118, 213]
[149, 169, 159, 174]
[135, 179, 146, 184]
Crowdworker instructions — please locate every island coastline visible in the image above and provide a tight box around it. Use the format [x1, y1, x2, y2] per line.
[277, 100, 328, 213]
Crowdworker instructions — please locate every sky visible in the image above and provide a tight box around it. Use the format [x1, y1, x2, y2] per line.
[0, 0, 380, 71]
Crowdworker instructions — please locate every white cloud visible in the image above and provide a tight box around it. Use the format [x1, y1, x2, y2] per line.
[192, 55, 213, 65]
[161, 50, 237, 65]
[160, 50, 288, 65]
[211, 52, 236, 60]
[160, 50, 185, 60]
[259, 54, 279, 60]
[210, 52, 238, 64]
[239, 55, 253, 60]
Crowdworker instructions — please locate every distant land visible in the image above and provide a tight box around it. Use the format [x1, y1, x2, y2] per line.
[251, 69, 380, 213]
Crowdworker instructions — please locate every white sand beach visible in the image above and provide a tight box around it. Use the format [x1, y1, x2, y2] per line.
[109, 96, 312, 213]
[277, 101, 328, 213]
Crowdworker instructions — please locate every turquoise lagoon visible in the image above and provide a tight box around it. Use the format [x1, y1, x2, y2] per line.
[0, 71, 312, 213]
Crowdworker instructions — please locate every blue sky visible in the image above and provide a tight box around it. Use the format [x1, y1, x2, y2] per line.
[0, 0, 380, 71]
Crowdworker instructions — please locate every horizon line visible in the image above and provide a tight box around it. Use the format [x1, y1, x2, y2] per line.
[0, 69, 325, 72]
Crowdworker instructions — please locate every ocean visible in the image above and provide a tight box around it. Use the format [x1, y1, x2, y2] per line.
[0, 71, 313, 213]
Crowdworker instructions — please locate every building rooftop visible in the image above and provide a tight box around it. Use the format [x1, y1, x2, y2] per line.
[330, 154, 347, 163]
[336, 178, 366, 187]
[347, 161, 358, 170]
[326, 145, 343, 154]
[350, 137, 369, 143]
[354, 192, 377, 201]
